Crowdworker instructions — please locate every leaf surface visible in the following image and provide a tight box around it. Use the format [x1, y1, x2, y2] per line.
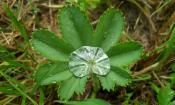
[93, 8, 125, 52]
[59, 6, 93, 48]
[60, 98, 111, 105]
[157, 85, 175, 105]
[31, 30, 74, 62]
[35, 62, 72, 86]
[58, 76, 88, 100]
[99, 67, 131, 91]
[108, 42, 143, 67]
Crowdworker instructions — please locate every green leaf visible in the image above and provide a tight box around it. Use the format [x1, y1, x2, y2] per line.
[39, 88, 45, 105]
[107, 42, 143, 67]
[150, 82, 160, 94]
[157, 84, 175, 105]
[169, 101, 175, 105]
[99, 67, 131, 91]
[58, 98, 111, 105]
[58, 76, 88, 100]
[31, 29, 74, 62]
[35, 62, 72, 86]
[1, 60, 31, 71]
[59, 6, 93, 49]
[0, 45, 15, 61]
[2, 3, 29, 43]
[157, 24, 175, 62]
[170, 73, 175, 85]
[42, 70, 72, 85]
[0, 86, 20, 95]
[93, 8, 125, 52]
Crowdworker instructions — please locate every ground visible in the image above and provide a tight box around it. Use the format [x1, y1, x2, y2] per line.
[0, 0, 175, 105]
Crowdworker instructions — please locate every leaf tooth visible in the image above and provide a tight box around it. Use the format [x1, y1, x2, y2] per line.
[58, 5, 93, 47]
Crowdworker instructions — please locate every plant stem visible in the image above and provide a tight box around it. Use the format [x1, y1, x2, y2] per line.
[90, 75, 100, 98]
[132, 62, 160, 77]
[90, 91, 97, 99]
[152, 71, 165, 88]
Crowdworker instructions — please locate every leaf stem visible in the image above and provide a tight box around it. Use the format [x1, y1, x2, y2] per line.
[90, 75, 100, 98]
[90, 91, 97, 99]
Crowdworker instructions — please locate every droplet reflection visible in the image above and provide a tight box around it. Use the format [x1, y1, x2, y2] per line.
[69, 46, 110, 77]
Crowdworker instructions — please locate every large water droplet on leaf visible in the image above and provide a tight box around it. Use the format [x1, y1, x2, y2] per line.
[69, 46, 110, 77]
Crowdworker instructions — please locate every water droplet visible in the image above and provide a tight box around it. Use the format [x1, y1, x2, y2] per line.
[69, 46, 110, 77]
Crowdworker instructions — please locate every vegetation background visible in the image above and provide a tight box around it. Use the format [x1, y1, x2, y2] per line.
[0, 0, 175, 105]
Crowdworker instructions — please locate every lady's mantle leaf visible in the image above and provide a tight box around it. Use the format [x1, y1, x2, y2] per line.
[93, 8, 125, 52]
[35, 62, 72, 86]
[59, 6, 93, 49]
[98, 67, 131, 91]
[58, 76, 88, 100]
[31, 30, 74, 62]
[157, 85, 175, 105]
[58, 98, 111, 105]
[107, 42, 143, 67]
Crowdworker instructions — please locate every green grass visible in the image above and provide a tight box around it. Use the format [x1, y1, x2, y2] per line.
[0, 0, 175, 105]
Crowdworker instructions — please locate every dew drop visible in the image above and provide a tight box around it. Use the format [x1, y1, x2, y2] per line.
[69, 46, 110, 77]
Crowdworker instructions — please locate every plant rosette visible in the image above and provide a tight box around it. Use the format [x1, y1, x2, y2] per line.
[31, 6, 143, 100]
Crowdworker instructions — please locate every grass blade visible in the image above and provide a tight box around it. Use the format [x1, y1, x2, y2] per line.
[0, 71, 38, 105]
[2, 3, 29, 44]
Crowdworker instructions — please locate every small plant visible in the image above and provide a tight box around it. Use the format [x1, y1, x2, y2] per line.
[157, 84, 175, 105]
[31, 5, 143, 100]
